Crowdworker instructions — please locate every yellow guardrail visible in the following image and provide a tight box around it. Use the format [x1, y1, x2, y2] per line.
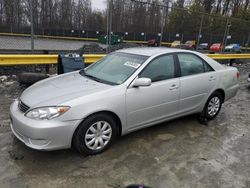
[0, 54, 58, 65]
[84, 54, 106, 64]
[0, 53, 249, 66]
[122, 40, 173, 45]
[0, 54, 106, 65]
[241, 47, 250, 50]
[207, 53, 250, 60]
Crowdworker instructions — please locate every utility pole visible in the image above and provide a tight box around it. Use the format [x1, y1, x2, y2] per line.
[106, 0, 109, 53]
[196, 15, 204, 50]
[30, 0, 34, 53]
[108, 0, 113, 52]
[224, 23, 231, 47]
[222, 19, 230, 52]
[159, 0, 168, 46]
[247, 32, 250, 46]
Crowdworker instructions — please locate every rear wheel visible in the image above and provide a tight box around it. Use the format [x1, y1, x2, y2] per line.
[73, 113, 118, 155]
[203, 92, 223, 120]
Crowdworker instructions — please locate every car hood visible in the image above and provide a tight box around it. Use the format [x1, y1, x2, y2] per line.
[20, 71, 112, 107]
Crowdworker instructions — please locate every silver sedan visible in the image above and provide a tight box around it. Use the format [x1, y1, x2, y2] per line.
[10, 48, 239, 155]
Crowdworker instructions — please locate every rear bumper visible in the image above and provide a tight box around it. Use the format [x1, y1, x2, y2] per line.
[10, 100, 81, 151]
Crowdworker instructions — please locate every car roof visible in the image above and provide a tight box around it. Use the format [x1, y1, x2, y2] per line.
[116, 47, 191, 56]
[227, 43, 239, 46]
[117, 47, 224, 71]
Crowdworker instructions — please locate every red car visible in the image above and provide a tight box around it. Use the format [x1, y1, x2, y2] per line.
[147, 39, 159, 46]
[210, 43, 224, 52]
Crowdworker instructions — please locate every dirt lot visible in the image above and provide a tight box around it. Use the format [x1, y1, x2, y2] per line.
[0, 63, 250, 188]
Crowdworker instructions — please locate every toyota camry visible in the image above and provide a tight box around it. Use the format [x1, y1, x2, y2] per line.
[10, 48, 239, 155]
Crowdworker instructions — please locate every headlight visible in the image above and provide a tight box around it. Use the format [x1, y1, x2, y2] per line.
[25, 106, 70, 120]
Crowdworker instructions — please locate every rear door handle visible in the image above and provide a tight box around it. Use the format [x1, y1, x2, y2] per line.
[169, 84, 179, 90]
[209, 76, 216, 81]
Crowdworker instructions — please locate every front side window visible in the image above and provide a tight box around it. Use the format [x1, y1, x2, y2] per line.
[81, 52, 148, 85]
[178, 53, 213, 76]
[139, 55, 175, 82]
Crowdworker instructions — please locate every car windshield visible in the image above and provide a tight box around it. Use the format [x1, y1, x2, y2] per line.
[80, 52, 148, 85]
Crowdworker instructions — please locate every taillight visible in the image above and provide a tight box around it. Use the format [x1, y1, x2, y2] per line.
[236, 71, 240, 79]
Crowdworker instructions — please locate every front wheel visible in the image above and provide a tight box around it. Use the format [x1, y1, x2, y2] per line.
[73, 113, 118, 155]
[203, 92, 223, 120]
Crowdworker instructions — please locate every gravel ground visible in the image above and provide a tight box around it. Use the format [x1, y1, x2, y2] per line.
[0, 62, 249, 188]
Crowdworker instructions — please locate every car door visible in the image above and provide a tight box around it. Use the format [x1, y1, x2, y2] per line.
[126, 54, 180, 130]
[177, 53, 217, 113]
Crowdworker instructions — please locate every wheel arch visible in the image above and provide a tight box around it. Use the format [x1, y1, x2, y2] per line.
[213, 88, 225, 103]
[71, 110, 122, 147]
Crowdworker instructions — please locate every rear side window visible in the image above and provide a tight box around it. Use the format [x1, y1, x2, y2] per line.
[177, 53, 213, 76]
[140, 55, 175, 82]
[204, 61, 214, 72]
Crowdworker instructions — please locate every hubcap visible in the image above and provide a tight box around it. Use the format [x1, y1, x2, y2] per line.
[208, 96, 220, 117]
[85, 121, 112, 150]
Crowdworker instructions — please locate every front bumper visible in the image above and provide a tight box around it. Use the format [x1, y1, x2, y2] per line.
[10, 100, 81, 151]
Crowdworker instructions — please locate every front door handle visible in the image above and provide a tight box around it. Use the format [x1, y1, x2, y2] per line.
[169, 84, 179, 90]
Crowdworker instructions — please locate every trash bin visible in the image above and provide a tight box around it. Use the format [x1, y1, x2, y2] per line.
[112, 35, 123, 44]
[98, 35, 108, 44]
[57, 53, 84, 74]
[98, 35, 123, 45]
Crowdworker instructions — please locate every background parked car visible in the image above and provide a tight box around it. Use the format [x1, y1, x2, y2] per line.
[185, 40, 196, 49]
[210, 43, 224, 52]
[224, 44, 241, 53]
[197, 43, 209, 50]
[147, 38, 159, 47]
[171, 40, 181, 47]
[175, 44, 193, 50]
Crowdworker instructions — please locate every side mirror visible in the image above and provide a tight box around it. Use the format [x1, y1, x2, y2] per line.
[132, 77, 151, 87]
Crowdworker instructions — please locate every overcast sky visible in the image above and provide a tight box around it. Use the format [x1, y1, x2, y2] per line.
[92, 0, 106, 10]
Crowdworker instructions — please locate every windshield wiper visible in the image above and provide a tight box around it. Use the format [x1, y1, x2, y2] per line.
[79, 69, 118, 86]
[84, 74, 104, 83]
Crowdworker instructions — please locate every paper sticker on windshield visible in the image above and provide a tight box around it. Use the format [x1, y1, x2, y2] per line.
[124, 61, 141, 69]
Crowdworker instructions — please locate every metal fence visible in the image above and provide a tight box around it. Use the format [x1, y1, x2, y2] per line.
[1, 25, 249, 45]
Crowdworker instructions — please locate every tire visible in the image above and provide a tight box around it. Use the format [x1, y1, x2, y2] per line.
[203, 92, 223, 120]
[18, 72, 49, 85]
[72, 113, 118, 155]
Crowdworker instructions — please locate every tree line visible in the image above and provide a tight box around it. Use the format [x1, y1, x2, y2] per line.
[0, 0, 249, 43]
